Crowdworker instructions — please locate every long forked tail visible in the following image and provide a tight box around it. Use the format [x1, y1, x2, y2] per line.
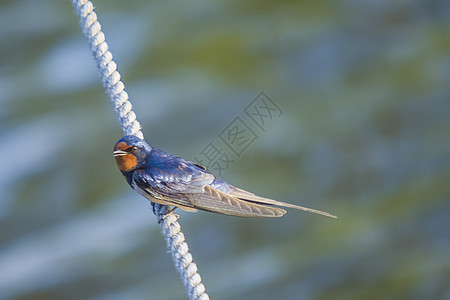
[229, 187, 337, 218]
[272, 200, 337, 218]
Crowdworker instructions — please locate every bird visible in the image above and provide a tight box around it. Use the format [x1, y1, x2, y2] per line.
[113, 135, 337, 218]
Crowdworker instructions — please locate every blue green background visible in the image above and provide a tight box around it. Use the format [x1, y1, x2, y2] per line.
[1, 0, 449, 299]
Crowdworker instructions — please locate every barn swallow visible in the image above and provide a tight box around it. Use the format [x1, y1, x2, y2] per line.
[113, 135, 336, 218]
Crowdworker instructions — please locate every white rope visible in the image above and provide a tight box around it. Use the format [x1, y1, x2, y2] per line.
[71, 1, 209, 299]
[154, 204, 209, 300]
[72, 0, 143, 138]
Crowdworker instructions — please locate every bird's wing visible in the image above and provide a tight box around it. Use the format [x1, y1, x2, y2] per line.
[133, 168, 287, 217]
[132, 160, 212, 202]
[188, 185, 287, 217]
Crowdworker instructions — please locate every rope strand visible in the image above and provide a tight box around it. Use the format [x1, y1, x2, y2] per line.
[71, 1, 209, 299]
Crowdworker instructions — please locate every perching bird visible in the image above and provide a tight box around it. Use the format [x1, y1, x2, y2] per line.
[113, 135, 336, 218]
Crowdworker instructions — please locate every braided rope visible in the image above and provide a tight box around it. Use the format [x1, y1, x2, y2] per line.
[71, 1, 209, 299]
[154, 204, 209, 300]
[72, 0, 143, 138]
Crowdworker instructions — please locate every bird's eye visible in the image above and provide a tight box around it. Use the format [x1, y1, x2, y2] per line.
[130, 146, 138, 152]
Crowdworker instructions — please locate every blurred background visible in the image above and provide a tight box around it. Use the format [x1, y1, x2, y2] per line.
[1, 0, 449, 299]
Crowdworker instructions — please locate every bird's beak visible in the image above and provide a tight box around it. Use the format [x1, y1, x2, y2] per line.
[113, 150, 128, 157]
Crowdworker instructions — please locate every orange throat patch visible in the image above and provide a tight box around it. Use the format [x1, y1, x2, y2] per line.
[115, 154, 138, 172]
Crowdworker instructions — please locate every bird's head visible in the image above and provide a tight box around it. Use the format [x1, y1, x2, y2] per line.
[113, 135, 152, 173]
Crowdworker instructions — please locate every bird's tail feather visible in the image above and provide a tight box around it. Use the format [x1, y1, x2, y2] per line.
[229, 187, 337, 218]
